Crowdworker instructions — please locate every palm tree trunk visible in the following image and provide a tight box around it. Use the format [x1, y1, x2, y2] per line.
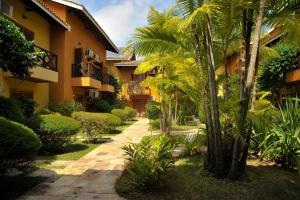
[229, 1, 266, 179]
[204, 5, 224, 177]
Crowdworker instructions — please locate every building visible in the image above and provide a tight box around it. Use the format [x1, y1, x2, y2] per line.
[216, 29, 300, 99]
[42, 0, 118, 107]
[0, 0, 70, 111]
[107, 49, 160, 116]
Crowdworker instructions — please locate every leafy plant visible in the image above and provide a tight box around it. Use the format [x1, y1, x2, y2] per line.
[124, 107, 137, 120]
[49, 101, 83, 116]
[259, 43, 298, 97]
[122, 135, 178, 190]
[261, 98, 300, 168]
[184, 132, 206, 156]
[87, 99, 112, 113]
[0, 117, 41, 169]
[27, 114, 81, 152]
[111, 108, 127, 121]
[145, 101, 161, 120]
[149, 119, 160, 130]
[72, 112, 121, 143]
[16, 96, 37, 118]
[0, 16, 42, 78]
[0, 96, 24, 123]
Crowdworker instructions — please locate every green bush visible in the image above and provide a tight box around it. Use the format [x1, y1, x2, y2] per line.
[0, 117, 41, 169]
[111, 109, 127, 121]
[124, 107, 137, 120]
[87, 99, 112, 113]
[0, 96, 24, 123]
[16, 96, 37, 118]
[122, 135, 178, 190]
[72, 112, 121, 143]
[262, 98, 300, 168]
[184, 133, 206, 156]
[27, 114, 80, 152]
[149, 119, 160, 130]
[49, 101, 83, 116]
[145, 101, 160, 120]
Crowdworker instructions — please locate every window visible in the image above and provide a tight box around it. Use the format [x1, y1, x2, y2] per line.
[0, 0, 13, 17]
[150, 95, 156, 101]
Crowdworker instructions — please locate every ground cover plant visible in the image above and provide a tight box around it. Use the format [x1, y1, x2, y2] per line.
[116, 156, 300, 200]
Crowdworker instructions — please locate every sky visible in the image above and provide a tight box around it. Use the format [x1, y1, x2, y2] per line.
[76, 0, 175, 47]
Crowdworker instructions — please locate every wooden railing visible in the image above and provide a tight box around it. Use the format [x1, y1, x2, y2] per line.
[34, 45, 58, 71]
[72, 63, 102, 82]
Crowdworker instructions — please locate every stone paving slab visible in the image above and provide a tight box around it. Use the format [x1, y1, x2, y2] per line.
[20, 118, 151, 200]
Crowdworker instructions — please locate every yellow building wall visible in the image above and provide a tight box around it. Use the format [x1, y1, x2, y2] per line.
[8, 0, 50, 50]
[0, 76, 49, 111]
[0, 1, 52, 111]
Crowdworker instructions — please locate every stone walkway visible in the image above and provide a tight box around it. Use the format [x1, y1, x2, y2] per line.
[20, 118, 152, 200]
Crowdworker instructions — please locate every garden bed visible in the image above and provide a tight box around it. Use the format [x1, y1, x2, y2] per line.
[115, 156, 300, 200]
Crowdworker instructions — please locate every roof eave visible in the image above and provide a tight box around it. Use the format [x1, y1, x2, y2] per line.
[31, 0, 70, 30]
[50, 0, 118, 53]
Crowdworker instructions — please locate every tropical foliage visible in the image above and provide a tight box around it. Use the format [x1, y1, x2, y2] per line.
[127, 0, 300, 179]
[122, 135, 178, 189]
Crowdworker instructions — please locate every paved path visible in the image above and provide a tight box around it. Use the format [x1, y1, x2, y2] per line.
[21, 118, 151, 200]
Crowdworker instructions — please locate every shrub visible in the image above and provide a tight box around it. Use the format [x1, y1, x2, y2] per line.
[111, 109, 127, 121]
[262, 98, 300, 168]
[87, 99, 112, 113]
[0, 117, 41, 169]
[49, 101, 83, 116]
[0, 96, 24, 123]
[184, 132, 206, 156]
[16, 96, 37, 118]
[149, 119, 160, 130]
[72, 112, 121, 143]
[124, 107, 137, 120]
[145, 101, 160, 120]
[122, 135, 178, 190]
[27, 114, 80, 152]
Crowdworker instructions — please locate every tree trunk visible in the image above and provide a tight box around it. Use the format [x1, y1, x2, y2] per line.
[229, 1, 266, 179]
[204, 5, 224, 177]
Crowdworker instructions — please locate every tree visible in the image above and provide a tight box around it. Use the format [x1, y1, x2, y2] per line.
[0, 16, 41, 78]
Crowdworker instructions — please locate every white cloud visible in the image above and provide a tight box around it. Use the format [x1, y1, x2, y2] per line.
[93, 0, 150, 47]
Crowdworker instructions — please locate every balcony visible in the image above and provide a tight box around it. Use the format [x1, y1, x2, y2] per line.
[99, 74, 115, 93]
[71, 64, 102, 89]
[128, 81, 151, 96]
[4, 45, 58, 82]
[286, 68, 300, 83]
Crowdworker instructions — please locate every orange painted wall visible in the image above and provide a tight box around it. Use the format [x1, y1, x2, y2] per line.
[43, 0, 67, 21]
[47, 2, 108, 103]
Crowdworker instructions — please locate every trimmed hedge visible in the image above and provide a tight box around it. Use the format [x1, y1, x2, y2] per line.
[27, 114, 81, 152]
[112, 107, 137, 121]
[0, 96, 24, 123]
[124, 107, 137, 120]
[0, 117, 41, 168]
[48, 101, 83, 116]
[72, 112, 122, 143]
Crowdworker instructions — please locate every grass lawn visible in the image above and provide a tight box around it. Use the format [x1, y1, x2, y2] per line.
[37, 120, 137, 162]
[115, 156, 300, 200]
[171, 124, 204, 132]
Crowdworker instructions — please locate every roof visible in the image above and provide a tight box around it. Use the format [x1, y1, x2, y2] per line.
[107, 47, 135, 61]
[50, 0, 118, 53]
[24, 0, 70, 30]
[115, 60, 143, 67]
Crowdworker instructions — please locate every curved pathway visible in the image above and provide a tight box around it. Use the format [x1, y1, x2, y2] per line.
[21, 118, 151, 200]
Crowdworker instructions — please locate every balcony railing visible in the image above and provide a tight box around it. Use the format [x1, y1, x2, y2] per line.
[102, 74, 115, 85]
[34, 45, 58, 71]
[72, 63, 102, 82]
[128, 81, 150, 95]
